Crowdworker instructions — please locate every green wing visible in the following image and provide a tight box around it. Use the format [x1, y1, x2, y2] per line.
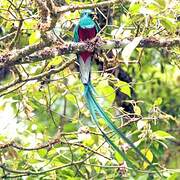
[74, 24, 79, 42]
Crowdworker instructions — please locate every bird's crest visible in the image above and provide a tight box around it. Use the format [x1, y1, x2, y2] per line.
[80, 9, 95, 18]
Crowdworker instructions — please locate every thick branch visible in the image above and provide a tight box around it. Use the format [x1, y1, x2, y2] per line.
[0, 38, 179, 69]
[0, 38, 54, 69]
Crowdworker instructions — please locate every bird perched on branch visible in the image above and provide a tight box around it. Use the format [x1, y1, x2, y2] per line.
[73, 9, 160, 174]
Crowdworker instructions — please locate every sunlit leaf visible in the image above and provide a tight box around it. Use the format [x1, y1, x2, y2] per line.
[155, 0, 166, 9]
[29, 30, 41, 45]
[154, 97, 162, 106]
[96, 84, 115, 104]
[167, 173, 180, 180]
[49, 56, 63, 66]
[141, 149, 153, 169]
[134, 105, 141, 116]
[153, 130, 175, 140]
[122, 36, 142, 66]
[137, 120, 146, 130]
[64, 122, 77, 132]
[160, 17, 176, 31]
[65, 94, 77, 105]
[115, 151, 124, 164]
[115, 80, 131, 97]
[38, 149, 47, 158]
[129, 3, 142, 15]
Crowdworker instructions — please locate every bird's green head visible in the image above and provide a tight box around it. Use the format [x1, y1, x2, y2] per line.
[78, 9, 97, 29]
[80, 9, 95, 18]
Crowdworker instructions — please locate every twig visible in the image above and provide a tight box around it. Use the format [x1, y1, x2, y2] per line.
[57, 0, 124, 13]
[0, 160, 85, 176]
[0, 139, 111, 160]
[0, 58, 73, 94]
[0, 31, 16, 42]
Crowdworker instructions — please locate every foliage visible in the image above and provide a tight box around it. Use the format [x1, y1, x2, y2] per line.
[0, 0, 179, 179]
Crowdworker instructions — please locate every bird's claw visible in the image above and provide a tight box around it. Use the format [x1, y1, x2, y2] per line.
[84, 40, 95, 52]
[84, 36, 103, 52]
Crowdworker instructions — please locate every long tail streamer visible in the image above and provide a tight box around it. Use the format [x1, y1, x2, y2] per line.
[84, 83, 161, 175]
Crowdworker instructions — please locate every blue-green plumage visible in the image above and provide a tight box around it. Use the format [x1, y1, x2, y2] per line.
[74, 9, 160, 175]
[74, 10, 98, 84]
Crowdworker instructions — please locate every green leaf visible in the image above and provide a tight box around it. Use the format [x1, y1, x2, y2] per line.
[65, 94, 77, 105]
[122, 36, 143, 66]
[24, 19, 38, 29]
[114, 151, 124, 164]
[141, 149, 153, 169]
[49, 56, 63, 66]
[38, 149, 47, 158]
[65, 0, 71, 4]
[115, 80, 131, 97]
[154, 97, 162, 106]
[153, 130, 175, 140]
[0, 105, 5, 111]
[155, 0, 166, 9]
[160, 17, 176, 31]
[134, 105, 141, 116]
[82, 135, 95, 146]
[29, 30, 41, 45]
[96, 84, 115, 104]
[137, 174, 148, 180]
[167, 173, 180, 180]
[0, 135, 5, 141]
[64, 122, 77, 132]
[129, 3, 142, 15]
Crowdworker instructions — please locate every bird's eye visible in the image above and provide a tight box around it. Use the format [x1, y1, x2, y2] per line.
[89, 14, 94, 18]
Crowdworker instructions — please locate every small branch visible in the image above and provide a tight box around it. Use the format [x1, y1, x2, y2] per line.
[0, 139, 60, 151]
[9, 20, 23, 49]
[9, 4, 24, 49]
[61, 141, 111, 160]
[0, 160, 85, 176]
[0, 58, 73, 94]
[57, 0, 124, 13]
[0, 139, 111, 160]
[0, 115, 150, 151]
[0, 31, 16, 42]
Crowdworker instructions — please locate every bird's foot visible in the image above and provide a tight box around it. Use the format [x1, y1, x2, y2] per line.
[94, 36, 103, 48]
[84, 39, 95, 52]
[84, 36, 103, 52]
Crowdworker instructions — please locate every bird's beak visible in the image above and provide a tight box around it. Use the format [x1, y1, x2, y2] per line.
[91, 12, 96, 15]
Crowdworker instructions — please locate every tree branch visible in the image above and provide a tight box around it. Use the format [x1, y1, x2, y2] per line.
[0, 38, 179, 68]
[0, 31, 16, 42]
[0, 39, 53, 69]
[0, 139, 111, 160]
[0, 160, 85, 177]
[0, 58, 73, 94]
[57, 0, 124, 13]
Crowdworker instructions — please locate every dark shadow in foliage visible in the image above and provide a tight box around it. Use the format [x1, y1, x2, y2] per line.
[95, 7, 136, 114]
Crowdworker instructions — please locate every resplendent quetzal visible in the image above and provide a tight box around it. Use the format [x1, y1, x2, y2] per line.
[74, 9, 159, 173]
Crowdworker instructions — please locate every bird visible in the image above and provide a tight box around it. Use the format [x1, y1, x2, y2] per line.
[73, 9, 160, 174]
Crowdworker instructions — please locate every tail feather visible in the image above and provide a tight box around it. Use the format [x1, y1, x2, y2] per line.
[85, 88, 136, 169]
[84, 83, 160, 175]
